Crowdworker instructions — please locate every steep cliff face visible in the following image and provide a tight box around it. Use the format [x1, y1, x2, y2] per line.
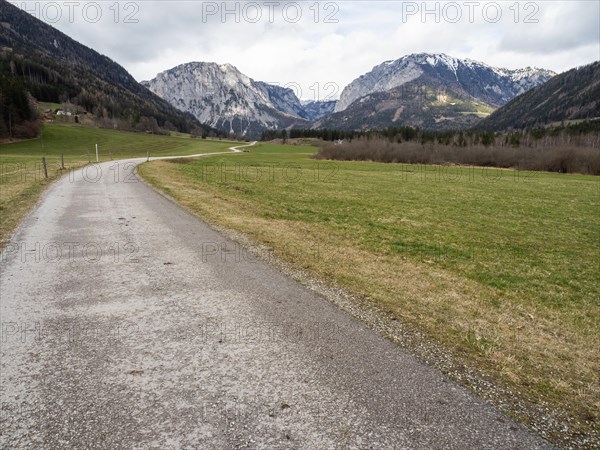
[300, 100, 337, 121]
[142, 62, 309, 137]
[255, 81, 307, 119]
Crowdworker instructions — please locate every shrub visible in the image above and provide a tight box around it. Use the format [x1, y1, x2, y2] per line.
[315, 138, 600, 175]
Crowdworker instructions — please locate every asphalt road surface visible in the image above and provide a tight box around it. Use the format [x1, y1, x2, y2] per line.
[0, 146, 552, 449]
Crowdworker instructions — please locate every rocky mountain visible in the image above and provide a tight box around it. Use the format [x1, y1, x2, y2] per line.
[143, 63, 311, 138]
[255, 81, 307, 119]
[320, 53, 555, 131]
[477, 61, 600, 131]
[315, 83, 485, 131]
[254, 83, 336, 121]
[0, 0, 206, 137]
[138, 52, 558, 136]
[301, 100, 337, 121]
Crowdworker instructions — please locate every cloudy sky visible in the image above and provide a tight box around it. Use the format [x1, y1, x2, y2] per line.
[19, 0, 600, 100]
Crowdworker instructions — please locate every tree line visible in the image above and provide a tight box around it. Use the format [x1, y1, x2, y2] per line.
[262, 121, 600, 149]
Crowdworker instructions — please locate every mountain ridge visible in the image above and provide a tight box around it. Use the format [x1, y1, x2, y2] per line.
[476, 60, 600, 131]
[143, 53, 556, 136]
[335, 53, 555, 113]
[315, 52, 555, 131]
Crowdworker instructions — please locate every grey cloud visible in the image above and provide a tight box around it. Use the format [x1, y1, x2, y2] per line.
[16, 0, 599, 92]
[498, 1, 599, 54]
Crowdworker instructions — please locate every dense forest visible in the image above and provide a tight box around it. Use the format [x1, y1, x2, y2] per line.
[0, 53, 39, 137]
[264, 121, 600, 148]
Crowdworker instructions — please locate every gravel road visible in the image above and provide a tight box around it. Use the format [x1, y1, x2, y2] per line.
[0, 146, 552, 449]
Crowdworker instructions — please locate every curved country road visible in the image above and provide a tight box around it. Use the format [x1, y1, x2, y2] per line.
[0, 143, 551, 449]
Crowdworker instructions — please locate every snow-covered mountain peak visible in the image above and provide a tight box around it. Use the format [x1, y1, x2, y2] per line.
[334, 53, 555, 112]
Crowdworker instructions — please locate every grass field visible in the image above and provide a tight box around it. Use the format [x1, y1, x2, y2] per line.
[141, 142, 600, 442]
[0, 123, 237, 245]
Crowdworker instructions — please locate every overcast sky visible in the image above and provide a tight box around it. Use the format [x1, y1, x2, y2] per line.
[18, 0, 600, 100]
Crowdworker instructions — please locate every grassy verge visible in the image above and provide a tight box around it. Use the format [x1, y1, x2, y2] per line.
[0, 123, 237, 245]
[140, 142, 600, 445]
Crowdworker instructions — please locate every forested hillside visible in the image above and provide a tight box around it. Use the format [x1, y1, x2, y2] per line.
[477, 61, 600, 131]
[0, 0, 211, 138]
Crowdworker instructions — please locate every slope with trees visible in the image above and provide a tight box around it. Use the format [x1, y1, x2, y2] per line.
[477, 61, 600, 131]
[0, 0, 215, 138]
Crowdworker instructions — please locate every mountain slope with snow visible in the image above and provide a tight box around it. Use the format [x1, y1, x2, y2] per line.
[335, 53, 555, 114]
[318, 53, 555, 130]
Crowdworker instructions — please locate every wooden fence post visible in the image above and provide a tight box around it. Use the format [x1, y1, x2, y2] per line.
[60, 153, 65, 170]
[42, 157, 48, 179]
